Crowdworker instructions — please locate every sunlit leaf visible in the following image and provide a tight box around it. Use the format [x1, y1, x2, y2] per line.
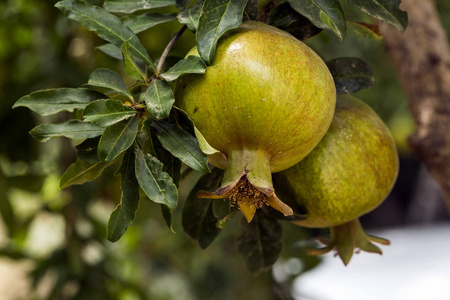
[348, 21, 383, 41]
[13, 88, 104, 116]
[30, 120, 104, 142]
[160, 55, 206, 82]
[196, 0, 248, 65]
[83, 99, 137, 127]
[121, 41, 148, 81]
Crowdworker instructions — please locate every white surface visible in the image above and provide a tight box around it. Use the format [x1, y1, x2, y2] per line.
[293, 224, 450, 300]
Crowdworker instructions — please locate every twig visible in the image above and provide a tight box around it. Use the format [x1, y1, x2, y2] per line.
[156, 25, 188, 76]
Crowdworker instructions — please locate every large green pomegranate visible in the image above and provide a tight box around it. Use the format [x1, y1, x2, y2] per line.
[273, 95, 398, 264]
[174, 21, 336, 222]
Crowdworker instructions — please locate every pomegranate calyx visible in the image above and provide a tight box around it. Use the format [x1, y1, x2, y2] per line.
[307, 219, 390, 265]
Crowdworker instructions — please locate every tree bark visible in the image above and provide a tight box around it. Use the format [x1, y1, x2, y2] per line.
[376, 0, 450, 211]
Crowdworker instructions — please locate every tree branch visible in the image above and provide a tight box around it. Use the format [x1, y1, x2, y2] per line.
[377, 0, 450, 210]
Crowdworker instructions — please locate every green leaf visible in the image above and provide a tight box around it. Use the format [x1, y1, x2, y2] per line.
[98, 116, 139, 162]
[212, 198, 237, 228]
[237, 212, 282, 274]
[182, 168, 223, 248]
[174, 107, 220, 155]
[30, 120, 104, 142]
[107, 148, 140, 242]
[177, 1, 203, 32]
[286, 0, 346, 40]
[59, 159, 113, 189]
[160, 55, 206, 82]
[55, 0, 155, 70]
[148, 125, 182, 187]
[83, 99, 137, 127]
[161, 205, 175, 233]
[121, 41, 148, 81]
[97, 43, 123, 60]
[13, 88, 104, 116]
[87, 68, 133, 100]
[143, 79, 175, 119]
[134, 146, 178, 212]
[347, 21, 383, 41]
[151, 120, 209, 173]
[267, 2, 322, 40]
[244, 0, 258, 21]
[122, 12, 176, 34]
[326, 57, 375, 94]
[347, 0, 407, 32]
[76, 137, 101, 163]
[196, 0, 248, 65]
[104, 0, 176, 14]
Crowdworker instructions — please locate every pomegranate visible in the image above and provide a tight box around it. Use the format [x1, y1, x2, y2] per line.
[174, 21, 336, 222]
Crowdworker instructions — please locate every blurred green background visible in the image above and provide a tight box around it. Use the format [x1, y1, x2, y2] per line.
[1, 1, 449, 299]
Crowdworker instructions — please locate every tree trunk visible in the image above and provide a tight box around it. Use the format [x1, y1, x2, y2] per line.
[376, 0, 450, 211]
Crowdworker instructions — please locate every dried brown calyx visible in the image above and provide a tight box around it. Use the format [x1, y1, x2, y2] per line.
[197, 175, 293, 222]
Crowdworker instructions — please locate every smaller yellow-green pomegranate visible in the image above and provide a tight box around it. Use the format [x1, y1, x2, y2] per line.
[175, 21, 336, 222]
[273, 95, 398, 264]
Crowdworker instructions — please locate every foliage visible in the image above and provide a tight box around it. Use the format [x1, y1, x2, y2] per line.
[0, 0, 414, 298]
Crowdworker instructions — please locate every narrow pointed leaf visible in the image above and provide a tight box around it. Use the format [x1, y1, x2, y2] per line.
[55, 0, 155, 70]
[97, 43, 123, 60]
[177, 1, 203, 32]
[104, 0, 176, 14]
[121, 41, 148, 81]
[87, 68, 133, 99]
[160, 55, 206, 82]
[196, 0, 248, 65]
[182, 168, 223, 248]
[76, 137, 101, 163]
[30, 120, 104, 142]
[59, 159, 113, 189]
[151, 120, 209, 173]
[83, 99, 137, 127]
[237, 212, 282, 274]
[147, 125, 182, 187]
[143, 79, 175, 119]
[107, 148, 140, 242]
[98, 116, 139, 162]
[286, 0, 346, 40]
[134, 146, 178, 211]
[122, 12, 177, 34]
[161, 205, 175, 233]
[13, 88, 104, 116]
[348, 21, 383, 41]
[326, 57, 375, 94]
[347, 0, 407, 32]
